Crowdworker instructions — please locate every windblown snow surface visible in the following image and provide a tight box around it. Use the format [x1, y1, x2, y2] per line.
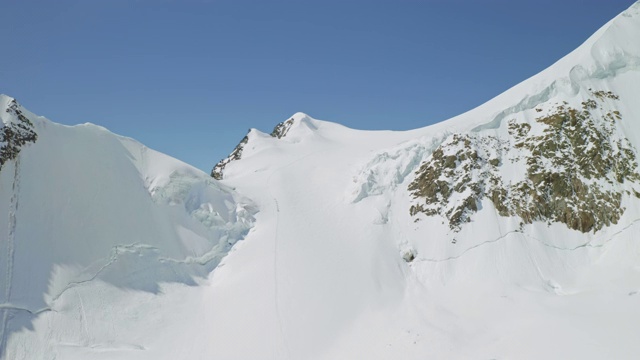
[3, 2, 640, 359]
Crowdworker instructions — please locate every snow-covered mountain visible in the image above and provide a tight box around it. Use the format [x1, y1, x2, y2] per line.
[0, 96, 256, 358]
[3, 2, 640, 359]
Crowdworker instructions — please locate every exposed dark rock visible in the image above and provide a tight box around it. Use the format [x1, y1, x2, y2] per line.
[211, 134, 249, 180]
[211, 117, 297, 180]
[1, 99, 38, 170]
[270, 118, 295, 139]
[409, 91, 640, 233]
[402, 250, 416, 262]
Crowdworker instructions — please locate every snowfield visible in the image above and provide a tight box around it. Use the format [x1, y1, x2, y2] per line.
[3, 2, 640, 359]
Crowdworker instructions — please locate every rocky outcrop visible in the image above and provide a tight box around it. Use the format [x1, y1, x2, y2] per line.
[409, 90, 640, 233]
[211, 117, 296, 180]
[270, 117, 295, 139]
[211, 134, 249, 180]
[1, 99, 37, 170]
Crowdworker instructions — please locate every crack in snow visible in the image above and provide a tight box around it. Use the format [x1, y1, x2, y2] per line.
[414, 230, 521, 263]
[0, 304, 51, 316]
[56, 342, 146, 351]
[414, 218, 640, 263]
[351, 136, 447, 203]
[525, 218, 640, 251]
[48, 245, 128, 304]
[471, 81, 561, 132]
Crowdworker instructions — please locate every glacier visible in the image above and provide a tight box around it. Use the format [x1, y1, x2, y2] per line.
[2, 2, 640, 359]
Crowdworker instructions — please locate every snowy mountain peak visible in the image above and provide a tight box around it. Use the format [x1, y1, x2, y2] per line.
[270, 112, 319, 138]
[0, 97, 38, 170]
[290, 111, 313, 123]
[211, 112, 321, 180]
[0, 95, 20, 125]
[7, 3, 640, 360]
[0, 94, 15, 113]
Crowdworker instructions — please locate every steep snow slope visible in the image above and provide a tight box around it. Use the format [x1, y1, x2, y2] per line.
[210, 2, 640, 359]
[3, 2, 640, 359]
[0, 95, 255, 358]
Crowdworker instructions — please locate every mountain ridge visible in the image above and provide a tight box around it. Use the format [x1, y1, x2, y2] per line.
[3, 2, 640, 359]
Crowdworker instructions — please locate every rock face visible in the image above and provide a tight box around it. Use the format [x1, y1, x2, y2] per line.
[270, 117, 295, 139]
[409, 90, 640, 233]
[0, 99, 37, 170]
[211, 117, 296, 180]
[211, 134, 248, 180]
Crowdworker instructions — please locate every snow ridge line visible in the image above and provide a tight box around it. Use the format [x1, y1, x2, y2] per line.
[1, 158, 21, 353]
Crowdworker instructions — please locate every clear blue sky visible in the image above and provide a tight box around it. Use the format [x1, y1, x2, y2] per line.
[1, 0, 634, 172]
